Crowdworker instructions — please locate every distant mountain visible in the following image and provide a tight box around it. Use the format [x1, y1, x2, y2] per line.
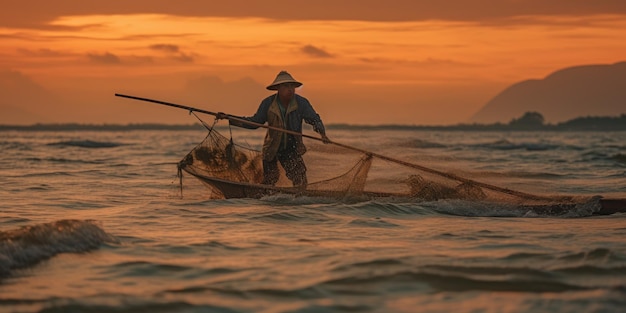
[0, 69, 58, 124]
[471, 62, 626, 124]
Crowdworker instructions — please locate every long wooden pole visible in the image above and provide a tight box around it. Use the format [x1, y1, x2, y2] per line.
[115, 93, 550, 201]
[115, 93, 324, 141]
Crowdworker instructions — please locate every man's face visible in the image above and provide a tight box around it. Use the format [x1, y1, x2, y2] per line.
[277, 83, 297, 99]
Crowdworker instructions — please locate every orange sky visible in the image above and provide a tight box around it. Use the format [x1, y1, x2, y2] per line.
[1, 1, 626, 125]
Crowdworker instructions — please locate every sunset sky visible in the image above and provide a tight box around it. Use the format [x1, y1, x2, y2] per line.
[2, 0, 626, 125]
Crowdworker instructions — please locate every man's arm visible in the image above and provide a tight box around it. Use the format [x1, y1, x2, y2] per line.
[297, 96, 329, 143]
[222, 96, 273, 129]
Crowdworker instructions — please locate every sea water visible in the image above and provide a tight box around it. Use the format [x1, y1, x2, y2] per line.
[1, 127, 625, 313]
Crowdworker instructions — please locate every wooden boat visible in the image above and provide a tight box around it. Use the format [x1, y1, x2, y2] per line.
[185, 171, 626, 216]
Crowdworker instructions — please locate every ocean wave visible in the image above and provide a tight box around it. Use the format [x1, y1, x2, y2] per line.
[260, 193, 339, 204]
[611, 153, 626, 164]
[24, 300, 216, 313]
[47, 140, 125, 148]
[555, 264, 626, 276]
[0, 219, 118, 279]
[106, 260, 196, 277]
[347, 218, 400, 228]
[581, 150, 611, 162]
[473, 140, 561, 151]
[399, 139, 447, 149]
[320, 268, 588, 293]
[190, 240, 243, 250]
[334, 200, 435, 217]
[250, 210, 334, 224]
[477, 170, 567, 179]
[25, 157, 104, 164]
[428, 197, 603, 218]
[556, 247, 624, 263]
[501, 248, 625, 268]
[0, 141, 32, 151]
[608, 171, 626, 178]
[220, 197, 605, 219]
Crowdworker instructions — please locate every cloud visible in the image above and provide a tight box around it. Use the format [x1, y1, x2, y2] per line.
[149, 44, 180, 53]
[126, 55, 155, 65]
[148, 44, 195, 63]
[301, 45, 333, 58]
[84, 50, 192, 66]
[3, 0, 626, 29]
[358, 56, 460, 65]
[18, 48, 66, 57]
[172, 53, 195, 63]
[87, 52, 121, 64]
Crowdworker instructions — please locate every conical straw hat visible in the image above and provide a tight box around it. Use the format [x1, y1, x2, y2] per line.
[266, 71, 303, 90]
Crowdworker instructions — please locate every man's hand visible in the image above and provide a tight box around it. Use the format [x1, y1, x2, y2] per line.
[321, 134, 331, 144]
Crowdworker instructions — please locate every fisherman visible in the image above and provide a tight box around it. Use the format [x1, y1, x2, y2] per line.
[217, 71, 330, 188]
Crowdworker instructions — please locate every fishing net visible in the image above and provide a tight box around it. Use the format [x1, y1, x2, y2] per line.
[111, 94, 618, 216]
[177, 116, 592, 209]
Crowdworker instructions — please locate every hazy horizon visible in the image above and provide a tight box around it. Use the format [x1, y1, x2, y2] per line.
[2, 112, 624, 130]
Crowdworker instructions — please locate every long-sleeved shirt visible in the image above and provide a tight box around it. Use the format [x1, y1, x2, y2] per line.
[230, 94, 326, 160]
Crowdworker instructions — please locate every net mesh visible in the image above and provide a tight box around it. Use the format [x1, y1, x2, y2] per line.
[177, 119, 587, 207]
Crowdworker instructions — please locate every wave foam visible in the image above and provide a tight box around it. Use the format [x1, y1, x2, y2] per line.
[0, 219, 118, 278]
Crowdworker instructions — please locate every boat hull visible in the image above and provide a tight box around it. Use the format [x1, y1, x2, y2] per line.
[186, 172, 626, 216]
[598, 198, 626, 215]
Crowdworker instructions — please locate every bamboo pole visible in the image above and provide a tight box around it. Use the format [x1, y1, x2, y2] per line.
[115, 93, 550, 201]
